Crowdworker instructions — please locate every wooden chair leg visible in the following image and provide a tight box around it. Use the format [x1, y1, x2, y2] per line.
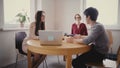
[63, 56, 66, 61]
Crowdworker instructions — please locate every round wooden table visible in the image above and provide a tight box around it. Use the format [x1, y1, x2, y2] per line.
[27, 39, 90, 68]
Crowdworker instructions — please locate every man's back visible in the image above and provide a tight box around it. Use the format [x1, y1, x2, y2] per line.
[83, 22, 109, 54]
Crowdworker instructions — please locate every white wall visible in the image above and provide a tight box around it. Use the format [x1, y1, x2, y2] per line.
[55, 0, 80, 33]
[0, 0, 4, 29]
[40, 0, 81, 32]
[118, 0, 120, 24]
[110, 30, 120, 53]
[0, 30, 28, 67]
[30, 0, 36, 22]
[42, 0, 55, 30]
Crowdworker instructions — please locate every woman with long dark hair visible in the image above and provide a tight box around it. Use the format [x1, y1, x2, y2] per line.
[22, 11, 46, 67]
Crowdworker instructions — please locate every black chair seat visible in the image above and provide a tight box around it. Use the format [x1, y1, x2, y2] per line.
[15, 32, 27, 55]
[86, 62, 104, 67]
[15, 32, 27, 68]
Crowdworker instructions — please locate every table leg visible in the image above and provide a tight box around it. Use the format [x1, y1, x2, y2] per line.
[65, 55, 72, 68]
[27, 49, 32, 68]
[63, 56, 66, 61]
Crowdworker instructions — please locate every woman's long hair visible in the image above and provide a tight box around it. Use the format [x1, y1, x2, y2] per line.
[35, 11, 45, 36]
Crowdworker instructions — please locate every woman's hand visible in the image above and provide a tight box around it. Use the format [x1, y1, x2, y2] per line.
[65, 37, 74, 43]
[73, 39, 83, 44]
[73, 34, 81, 39]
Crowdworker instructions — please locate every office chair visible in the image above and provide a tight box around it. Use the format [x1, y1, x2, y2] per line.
[116, 46, 120, 68]
[15, 32, 27, 68]
[15, 32, 48, 68]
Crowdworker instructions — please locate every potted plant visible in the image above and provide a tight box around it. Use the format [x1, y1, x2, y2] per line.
[16, 11, 30, 27]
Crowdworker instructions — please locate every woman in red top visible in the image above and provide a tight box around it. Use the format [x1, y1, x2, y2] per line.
[71, 14, 88, 35]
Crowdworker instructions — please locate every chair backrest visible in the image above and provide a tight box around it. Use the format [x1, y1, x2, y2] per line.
[106, 30, 113, 48]
[15, 32, 27, 55]
[117, 46, 120, 68]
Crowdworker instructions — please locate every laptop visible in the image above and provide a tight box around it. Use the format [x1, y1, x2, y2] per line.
[39, 30, 63, 46]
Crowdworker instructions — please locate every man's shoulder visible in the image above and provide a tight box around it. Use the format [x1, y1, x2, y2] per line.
[92, 22, 105, 32]
[94, 23, 104, 28]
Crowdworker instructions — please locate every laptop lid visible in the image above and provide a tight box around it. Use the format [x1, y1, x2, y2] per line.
[39, 30, 63, 45]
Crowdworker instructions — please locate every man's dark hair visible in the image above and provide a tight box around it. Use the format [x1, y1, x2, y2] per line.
[84, 7, 98, 21]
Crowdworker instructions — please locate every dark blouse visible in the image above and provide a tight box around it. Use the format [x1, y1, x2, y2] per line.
[71, 23, 88, 35]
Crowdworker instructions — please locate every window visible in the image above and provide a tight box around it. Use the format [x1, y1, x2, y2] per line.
[4, 0, 30, 24]
[85, 0, 119, 25]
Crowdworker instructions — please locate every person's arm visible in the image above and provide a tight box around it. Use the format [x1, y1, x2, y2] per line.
[66, 35, 87, 43]
[72, 34, 87, 44]
[73, 34, 87, 39]
[29, 22, 39, 39]
[83, 25, 103, 44]
[79, 23, 88, 35]
[81, 35, 87, 39]
[74, 25, 103, 45]
[82, 24, 88, 35]
[73, 38, 84, 44]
